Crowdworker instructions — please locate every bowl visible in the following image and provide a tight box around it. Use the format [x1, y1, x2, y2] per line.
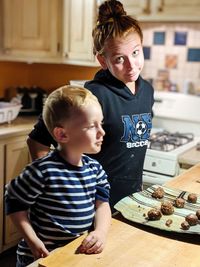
[0, 102, 22, 124]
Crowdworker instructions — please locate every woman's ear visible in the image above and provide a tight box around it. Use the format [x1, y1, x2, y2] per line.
[53, 127, 69, 143]
[97, 54, 107, 70]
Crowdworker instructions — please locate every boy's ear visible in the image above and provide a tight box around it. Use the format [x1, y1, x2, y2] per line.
[53, 127, 69, 142]
[97, 54, 107, 70]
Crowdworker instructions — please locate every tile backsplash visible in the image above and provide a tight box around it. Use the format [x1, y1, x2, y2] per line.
[141, 22, 200, 94]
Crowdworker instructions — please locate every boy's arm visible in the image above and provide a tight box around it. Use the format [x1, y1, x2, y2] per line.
[79, 200, 111, 254]
[9, 211, 49, 259]
[94, 200, 111, 237]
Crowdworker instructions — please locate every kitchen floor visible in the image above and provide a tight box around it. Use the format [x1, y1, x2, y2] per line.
[0, 246, 17, 267]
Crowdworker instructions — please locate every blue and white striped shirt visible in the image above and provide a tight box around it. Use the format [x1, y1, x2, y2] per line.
[5, 150, 110, 258]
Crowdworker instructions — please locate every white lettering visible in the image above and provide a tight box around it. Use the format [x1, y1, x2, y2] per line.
[126, 140, 148, 148]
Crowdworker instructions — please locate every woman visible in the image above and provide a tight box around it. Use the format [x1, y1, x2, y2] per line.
[27, 0, 154, 211]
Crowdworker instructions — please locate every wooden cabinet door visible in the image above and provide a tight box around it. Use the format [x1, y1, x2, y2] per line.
[2, 0, 60, 58]
[4, 138, 30, 248]
[121, 0, 149, 17]
[122, 0, 200, 21]
[158, 0, 200, 16]
[63, 0, 96, 63]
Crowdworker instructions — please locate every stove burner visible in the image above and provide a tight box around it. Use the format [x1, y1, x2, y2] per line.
[148, 131, 194, 152]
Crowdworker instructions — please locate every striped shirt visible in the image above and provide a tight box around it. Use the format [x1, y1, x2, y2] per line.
[5, 150, 110, 258]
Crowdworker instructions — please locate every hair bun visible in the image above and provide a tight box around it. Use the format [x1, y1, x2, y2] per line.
[98, 0, 126, 25]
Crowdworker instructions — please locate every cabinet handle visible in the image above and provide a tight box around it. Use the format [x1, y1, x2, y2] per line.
[143, 0, 151, 14]
[4, 48, 12, 54]
[57, 42, 61, 52]
[158, 0, 164, 12]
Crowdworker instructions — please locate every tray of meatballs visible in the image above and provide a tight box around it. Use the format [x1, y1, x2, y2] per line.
[114, 185, 200, 234]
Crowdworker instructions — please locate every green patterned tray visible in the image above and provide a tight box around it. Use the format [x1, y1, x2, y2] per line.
[114, 185, 200, 234]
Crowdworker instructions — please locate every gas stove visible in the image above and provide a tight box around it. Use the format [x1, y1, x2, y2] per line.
[148, 131, 194, 152]
[143, 91, 200, 188]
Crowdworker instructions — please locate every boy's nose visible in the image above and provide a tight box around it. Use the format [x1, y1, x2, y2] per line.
[99, 126, 105, 136]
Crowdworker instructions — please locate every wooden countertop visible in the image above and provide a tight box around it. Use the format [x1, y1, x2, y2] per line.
[178, 146, 200, 166]
[28, 163, 200, 267]
[0, 116, 37, 139]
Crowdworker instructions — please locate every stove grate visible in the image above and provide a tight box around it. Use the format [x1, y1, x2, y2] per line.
[149, 131, 194, 152]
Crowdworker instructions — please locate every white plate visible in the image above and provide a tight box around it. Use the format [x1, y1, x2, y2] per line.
[114, 185, 200, 234]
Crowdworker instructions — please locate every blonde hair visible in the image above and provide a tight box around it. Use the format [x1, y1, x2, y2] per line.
[92, 0, 143, 55]
[43, 85, 99, 135]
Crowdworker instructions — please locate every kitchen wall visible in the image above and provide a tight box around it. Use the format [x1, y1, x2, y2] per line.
[0, 61, 100, 99]
[0, 22, 200, 98]
[141, 22, 200, 94]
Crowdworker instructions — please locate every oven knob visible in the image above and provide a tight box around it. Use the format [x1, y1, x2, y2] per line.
[152, 162, 156, 167]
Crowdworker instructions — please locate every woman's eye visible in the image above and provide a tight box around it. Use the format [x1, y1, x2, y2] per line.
[116, 56, 124, 63]
[133, 50, 139, 57]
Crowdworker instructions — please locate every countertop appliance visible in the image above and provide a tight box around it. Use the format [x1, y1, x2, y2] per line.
[17, 86, 47, 115]
[143, 91, 200, 188]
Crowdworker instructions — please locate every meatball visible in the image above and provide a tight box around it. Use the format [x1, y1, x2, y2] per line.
[187, 193, 197, 203]
[161, 201, 174, 215]
[165, 219, 173, 227]
[196, 210, 200, 220]
[181, 221, 190, 230]
[174, 197, 185, 208]
[147, 208, 162, 220]
[185, 213, 198, 226]
[152, 187, 165, 199]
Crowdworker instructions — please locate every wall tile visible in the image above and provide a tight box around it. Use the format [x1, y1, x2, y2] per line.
[187, 48, 200, 62]
[174, 32, 187, 45]
[143, 47, 151, 60]
[165, 55, 178, 69]
[153, 31, 165, 45]
[141, 22, 200, 92]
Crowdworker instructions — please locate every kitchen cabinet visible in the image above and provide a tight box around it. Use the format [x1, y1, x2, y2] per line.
[0, 117, 35, 253]
[0, 0, 99, 66]
[155, 0, 200, 20]
[62, 0, 98, 65]
[3, 136, 30, 251]
[1, 0, 61, 60]
[121, 0, 149, 17]
[123, 0, 200, 22]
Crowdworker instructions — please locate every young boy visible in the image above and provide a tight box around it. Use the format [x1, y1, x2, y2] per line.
[5, 85, 111, 267]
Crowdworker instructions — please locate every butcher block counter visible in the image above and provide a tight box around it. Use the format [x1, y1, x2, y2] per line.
[179, 146, 200, 167]
[28, 163, 200, 267]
